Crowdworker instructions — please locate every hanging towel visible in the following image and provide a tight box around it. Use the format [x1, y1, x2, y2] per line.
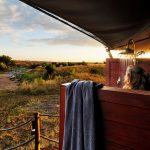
[62, 79, 104, 150]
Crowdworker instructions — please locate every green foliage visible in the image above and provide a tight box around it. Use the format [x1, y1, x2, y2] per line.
[0, 62, 7, 71]
[43, 64, 56, 80]
[45, 64, 55, 74]
[54, 62, 69, 67]
[0, 55, 12, 66]
[19, 73, 39, 82]
[70, 68, 76, 75]
[67, 62, 75, 66]
[18, 78, 59, 95]
[0, 55, 15, 72]
[89, 67, 105, 75]
[90, 68, 99, 74]
[81, 61, 87, 65]
[62, 62, 68, 67]
[29, 63, 40, 69]
[0, 62, 106, 149]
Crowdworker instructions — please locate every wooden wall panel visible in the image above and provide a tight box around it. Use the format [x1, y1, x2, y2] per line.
[98, 88, 150, 109]
[59, 85, 66, 150]
[105, 141, 134, 150]
[101, 101, 150, 130]
[105, 121, 150, 150]
[106, 58, 150, 87]
[98, 87, 150, 150]
[59, 85, 150, 150]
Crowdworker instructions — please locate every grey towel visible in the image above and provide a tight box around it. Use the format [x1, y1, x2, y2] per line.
[62, 80, 102, 150]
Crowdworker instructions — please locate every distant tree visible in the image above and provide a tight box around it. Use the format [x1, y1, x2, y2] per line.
[0, 55, 12, 66]
[10, 60, 16, 66]
[68, 62, 75, 66]
[81, 61, 87, 65]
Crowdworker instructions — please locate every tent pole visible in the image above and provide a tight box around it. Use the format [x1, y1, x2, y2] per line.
[106, 48, 113, 58]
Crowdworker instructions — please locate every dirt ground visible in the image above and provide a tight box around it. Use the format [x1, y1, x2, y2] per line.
[0, 73, 17, 91]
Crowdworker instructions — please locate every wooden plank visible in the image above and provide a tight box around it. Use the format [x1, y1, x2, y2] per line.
[106, 58, 120, 87]
[59, 84, 150, 150]
[98, 88, 150, 109]
[110, 61, 120, 87]
[106, 140, 135, 150]
[105, 120, 150, 150]
[59, 84, 67, 150]
[101, 101, 150, 130]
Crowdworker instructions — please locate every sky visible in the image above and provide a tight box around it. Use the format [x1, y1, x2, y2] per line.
[0, 0, 108, 62]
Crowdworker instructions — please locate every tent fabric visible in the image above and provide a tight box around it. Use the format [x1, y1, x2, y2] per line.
[20, 0, 150, 51]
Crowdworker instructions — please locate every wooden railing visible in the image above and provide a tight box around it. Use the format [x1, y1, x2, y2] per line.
[59, 84, 150, 150]
[0, 113, 59, 150]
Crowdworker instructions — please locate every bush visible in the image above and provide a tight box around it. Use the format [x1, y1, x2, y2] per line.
[67, 62, 75, 66]
[29, 64, 40, 69]
[0, 55, 12, 66]
[90, 68, 99, 74]
[45, 64, 55, 74]
[0, 62, 7, 71]
[18, 78, 59, 95]
[81, 61, 87, 65]
[19, 73, 39, 82]
[89, 67, 104, 75]
[43, 64, 56, 80]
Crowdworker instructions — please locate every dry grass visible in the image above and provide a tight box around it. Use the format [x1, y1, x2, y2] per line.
[74, 72, 106, 83]
[18, 78, 59, 95]
[0, 90, 59, 149]
[0, 63, 106, 149]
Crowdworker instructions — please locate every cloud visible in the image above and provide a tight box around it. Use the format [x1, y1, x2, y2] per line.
[0, 0, 69, 33]
[0, 0, 103, 47]
[0, 0, 21, 34]
[29, 31, 103, 47]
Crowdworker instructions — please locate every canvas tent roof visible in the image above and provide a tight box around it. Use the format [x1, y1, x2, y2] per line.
[20, 0, 150, 51]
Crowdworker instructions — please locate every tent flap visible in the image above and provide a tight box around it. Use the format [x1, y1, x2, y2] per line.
[20, 0, 150, 50]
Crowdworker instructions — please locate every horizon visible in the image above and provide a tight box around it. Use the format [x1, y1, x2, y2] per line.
[0, 0, 108, 62]
[13, 59, 106, 63]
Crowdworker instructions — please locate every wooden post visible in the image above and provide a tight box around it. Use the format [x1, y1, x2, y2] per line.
[34, 113, 40, 150]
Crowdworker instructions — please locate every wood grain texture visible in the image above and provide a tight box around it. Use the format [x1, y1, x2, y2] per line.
[59, 84, 150, 150]
[59, 84, 67, 150]
[106, 58, 150, 88]
[105, 120, 150, 150]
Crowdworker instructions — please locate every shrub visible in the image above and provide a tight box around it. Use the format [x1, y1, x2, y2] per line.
[70, 68, 76, 75]
[81, 61, 87, 65]
[19, 73, 39, 82]
[61, 62, 68, 67]
[43, 64, 56, 80]
[29, 64, 40, 69]
[45, 64, 55, 74]
[18, 78, 59, 95]
[0, 62, 7, 71]
[89, 67, 104, 75]
[67, 62, 75, 66]
[0, 55, 12, 66]
[90, 68, 99, 74]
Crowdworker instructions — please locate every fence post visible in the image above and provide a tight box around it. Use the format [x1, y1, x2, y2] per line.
[34, 113, 40, 150]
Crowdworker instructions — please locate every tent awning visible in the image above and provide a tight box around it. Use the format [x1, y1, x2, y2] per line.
[20, 0, 150, 51]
